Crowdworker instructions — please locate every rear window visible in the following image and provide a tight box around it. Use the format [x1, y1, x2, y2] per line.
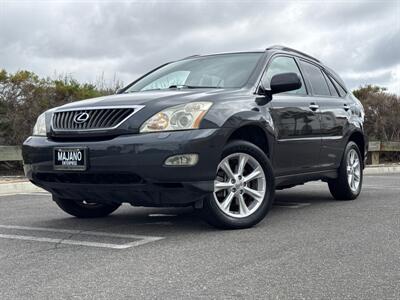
[300, 60, 330, 96]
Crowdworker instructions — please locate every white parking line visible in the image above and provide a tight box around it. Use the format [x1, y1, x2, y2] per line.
[148, 213, 177, 217]
[0, 225, 164, 250]
[274, 202, 311, 209]
[0, 192, 50, 197]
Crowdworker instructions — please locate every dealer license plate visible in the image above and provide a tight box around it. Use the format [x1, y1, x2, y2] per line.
[54, 148, 87, 171]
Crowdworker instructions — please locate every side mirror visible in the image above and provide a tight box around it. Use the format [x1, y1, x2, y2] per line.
[270, 72, 302, 94]
[115, 88, 124, 94]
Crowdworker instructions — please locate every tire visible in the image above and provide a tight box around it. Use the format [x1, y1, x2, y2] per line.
[328, 141, 363, 200]
[53, 196, 121, 218]
[201, 140, 275, 229]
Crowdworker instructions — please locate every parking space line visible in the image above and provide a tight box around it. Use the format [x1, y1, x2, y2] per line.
[0, 225, 164, 249]
[148, 214, 177, 217]
[274, 202, 311, 209]
[0, 192, 51, 197]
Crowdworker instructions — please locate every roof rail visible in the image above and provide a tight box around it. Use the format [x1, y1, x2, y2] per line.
[266, 45, 320, 63]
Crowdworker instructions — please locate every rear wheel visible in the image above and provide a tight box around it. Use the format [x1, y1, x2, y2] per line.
[328, 141, 363, 200]
[53, 196, 121, 218]
[201, 140, 275, 229]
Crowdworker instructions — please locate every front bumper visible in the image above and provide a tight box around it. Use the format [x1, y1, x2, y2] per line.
[22, 129, 226, 206]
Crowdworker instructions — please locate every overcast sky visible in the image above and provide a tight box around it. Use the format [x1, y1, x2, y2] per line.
[0, 0, 399, 93]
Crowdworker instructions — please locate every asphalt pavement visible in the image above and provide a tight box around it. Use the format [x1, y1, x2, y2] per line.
[0, 174, 399, 299]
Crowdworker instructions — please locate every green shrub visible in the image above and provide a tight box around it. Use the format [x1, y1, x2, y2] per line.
[0, 69, 120, 145]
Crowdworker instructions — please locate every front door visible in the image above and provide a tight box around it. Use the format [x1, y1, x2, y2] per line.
[261, 55, 321, 176]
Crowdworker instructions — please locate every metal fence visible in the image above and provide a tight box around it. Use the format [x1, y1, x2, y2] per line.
[0, 146, 22, 161]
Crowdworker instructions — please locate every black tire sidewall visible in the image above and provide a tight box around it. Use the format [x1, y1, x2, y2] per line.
[53, 196, 120, 218]
[203, 140, 275, 229]
[329, 141, 363, 200]
[343, 142, 363, 197]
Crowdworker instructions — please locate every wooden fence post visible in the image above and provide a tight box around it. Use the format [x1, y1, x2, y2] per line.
[368, 141, 381, 165]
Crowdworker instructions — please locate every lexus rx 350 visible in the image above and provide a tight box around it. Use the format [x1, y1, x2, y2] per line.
[22, 45, 367, 229]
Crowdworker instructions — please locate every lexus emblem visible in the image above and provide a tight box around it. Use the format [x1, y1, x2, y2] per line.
[74, 112, 90, 124]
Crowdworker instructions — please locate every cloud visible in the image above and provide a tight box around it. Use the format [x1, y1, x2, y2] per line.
[0, 0, 399, 93]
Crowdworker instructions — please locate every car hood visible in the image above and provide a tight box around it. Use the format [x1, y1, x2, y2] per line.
[56, 88, 244, 111]
[47, 88, 250, 136]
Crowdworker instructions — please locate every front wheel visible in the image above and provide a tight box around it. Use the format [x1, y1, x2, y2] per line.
[201, 140, 275, 229]
[328, 141, 363, 200]
[53, 196, 121, 218]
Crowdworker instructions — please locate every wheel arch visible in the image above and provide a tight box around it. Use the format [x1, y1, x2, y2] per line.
[347, 130, 366, 166]
[225, 123, 273, 158]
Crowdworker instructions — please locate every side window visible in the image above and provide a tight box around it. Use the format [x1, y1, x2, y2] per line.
[331, 77, 347, 97]
[300, 61, 330, 96]
[262, 56, 306, 95]
[322, 71, 339, 97]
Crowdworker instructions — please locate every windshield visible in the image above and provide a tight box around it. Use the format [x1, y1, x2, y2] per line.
[124, 53, 263, 92]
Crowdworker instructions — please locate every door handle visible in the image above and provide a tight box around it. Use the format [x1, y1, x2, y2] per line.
[343, 104, 350, 111]
[309, 103, 319, 111]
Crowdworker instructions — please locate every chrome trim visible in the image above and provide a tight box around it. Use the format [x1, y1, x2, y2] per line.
[73, 112, 90, 124]
[277, 136, 342, 142]
[51, 105, 145, 132]
[321, 136, 342, 140]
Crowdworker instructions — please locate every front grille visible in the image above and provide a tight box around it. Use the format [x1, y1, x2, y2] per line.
[52, 107, 136, 131]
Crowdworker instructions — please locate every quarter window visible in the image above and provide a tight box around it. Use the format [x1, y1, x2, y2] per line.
[323, 72, 339, 97]
[331, 76, 347, 97]
[262, 56, 306, 95]
[300, 61, 330, 96]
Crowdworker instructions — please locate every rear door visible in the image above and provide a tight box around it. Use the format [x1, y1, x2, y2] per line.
[317, 71, 352, 169]
[298, 60, 342, 171]
[262, 55, 321, 176]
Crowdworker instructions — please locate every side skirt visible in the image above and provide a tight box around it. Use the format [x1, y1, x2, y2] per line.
[275, 169, 338, 190]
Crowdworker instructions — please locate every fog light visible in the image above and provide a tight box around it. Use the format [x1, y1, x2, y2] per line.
[164, 154, 198, 166]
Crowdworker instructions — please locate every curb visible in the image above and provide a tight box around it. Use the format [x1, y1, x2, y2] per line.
[364, 165, 400, 175]
[0, 165, 399, 196]
[0, 181, 45, 195]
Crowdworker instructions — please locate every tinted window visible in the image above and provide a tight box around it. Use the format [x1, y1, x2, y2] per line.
[262, 56, 306, 95]
[300, 61, 330, 96]
[323, 71, 339, 97]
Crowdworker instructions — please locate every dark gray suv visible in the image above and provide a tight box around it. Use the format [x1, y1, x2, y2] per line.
[22, 45, 367, 229]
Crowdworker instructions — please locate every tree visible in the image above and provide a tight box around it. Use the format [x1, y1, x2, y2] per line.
[353, 85, 400, 142]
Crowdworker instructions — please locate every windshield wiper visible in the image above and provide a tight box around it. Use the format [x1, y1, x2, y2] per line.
[168, 85, 220, 89]
[125, 86, 220, 93]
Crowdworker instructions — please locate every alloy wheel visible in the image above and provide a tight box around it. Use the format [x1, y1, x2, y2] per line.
[346, 149, 361, 192]
[213, 153, 266, 218]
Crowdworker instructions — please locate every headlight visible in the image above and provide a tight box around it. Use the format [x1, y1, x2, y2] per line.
[32, 113, 46, 136]
[140, 102, 212, 133]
